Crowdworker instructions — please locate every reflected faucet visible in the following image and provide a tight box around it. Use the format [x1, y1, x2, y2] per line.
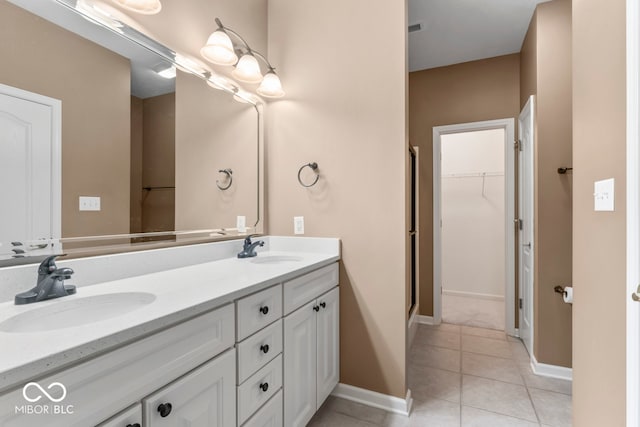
[237, 235, 265, 258]
[14, 255, 76, 305]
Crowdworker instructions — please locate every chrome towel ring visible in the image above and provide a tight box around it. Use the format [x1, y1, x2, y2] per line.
[298, 162, 320, 187]
[216, 169, 233, 190]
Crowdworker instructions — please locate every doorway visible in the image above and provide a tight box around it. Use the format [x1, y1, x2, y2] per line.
[433, 119, 516, 335]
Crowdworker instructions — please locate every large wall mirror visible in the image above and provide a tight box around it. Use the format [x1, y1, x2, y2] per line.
[0, 0, 263, 263]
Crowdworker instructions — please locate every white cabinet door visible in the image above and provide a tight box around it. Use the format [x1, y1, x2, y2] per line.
[97, 404, 142, 427]
[284, 301, 317, 427]
[144, 349, 236, 427]
[316, 288, 339, 407]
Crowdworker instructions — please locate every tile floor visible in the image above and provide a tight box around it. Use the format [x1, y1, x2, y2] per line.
[442, 293, 505, 330]
[309, 323, 572, 427]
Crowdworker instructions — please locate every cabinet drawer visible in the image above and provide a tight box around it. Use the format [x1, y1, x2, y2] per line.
[237, 354, 283, 425]
[283, 263, 338, 315]
[238, 319, 283, 384]
[96, 403, 141, 427]
[242, 389, 283, 427]
[237, 284, 282, 341]
[0, 304, 234, 427]
[144, 348, 236, 427]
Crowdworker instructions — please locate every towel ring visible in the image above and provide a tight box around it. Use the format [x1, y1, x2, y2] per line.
[298, 162, 320, 187]
[216, 169, 233, 190]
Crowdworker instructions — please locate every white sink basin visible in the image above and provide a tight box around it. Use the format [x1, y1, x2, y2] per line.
[0, 292, 156, 333]
[250, 255, 304, 265]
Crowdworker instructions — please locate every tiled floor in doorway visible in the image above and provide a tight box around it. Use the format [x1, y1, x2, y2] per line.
[309, 323, 572, 427]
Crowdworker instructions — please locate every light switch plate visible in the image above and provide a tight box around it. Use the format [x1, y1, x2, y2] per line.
[294, 216, 304, 235]
[594, 178, 615, 211]
[79, 196, 101, 211]
[237, 216, 247, 233]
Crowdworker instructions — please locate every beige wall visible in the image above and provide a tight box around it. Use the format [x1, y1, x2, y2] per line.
[409, 54, 521, 318]
[0, 1, 130, 238]
[175, 72, 258, 231]
[572, 0, 627, 423]
[130, 97, 144, 234]
[522, 0, 573, 368]
[142, 93, 176, 232]
[266, 0, 408, 398]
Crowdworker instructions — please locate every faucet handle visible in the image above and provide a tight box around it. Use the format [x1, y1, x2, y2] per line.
[38, 255, 65, 275]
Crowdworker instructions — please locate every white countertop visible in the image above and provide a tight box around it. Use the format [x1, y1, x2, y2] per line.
[0, 239, 340, 393]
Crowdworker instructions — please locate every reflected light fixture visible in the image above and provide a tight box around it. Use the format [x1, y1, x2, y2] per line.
[156, 65, 176, 79]
[112, 0, 162, 15]
[200, 18, 285, 98]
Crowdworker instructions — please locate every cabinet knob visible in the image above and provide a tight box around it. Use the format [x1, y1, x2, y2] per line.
[260, 344, 270, 354]
[157, 402, 172, 418]
[320, 302, 326, 309]
[259, 382, 269, 392]
[259, 306, 269, 315]
[313, 305, 320, 312]
[126, 424, 141, 427]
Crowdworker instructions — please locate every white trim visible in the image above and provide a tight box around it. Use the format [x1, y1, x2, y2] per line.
[433, 119, 516, 336]
[0, 83, 61, 251]
[627, 0, 640, 424]
[530, 354, 573, 382]
[331, 383, 413, 416]
[416, 315, 435, 325]
[442, 289, 504, 301]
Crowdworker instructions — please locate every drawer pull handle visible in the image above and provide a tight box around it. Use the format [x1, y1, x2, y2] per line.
[126, 424, 141, 427]
[157, 402, 172, 418]
[260, 382, 269, 392]
[260, 344, 270, 354]
[313, 305, 320, 312]
[259, 306, 269, 315]
[320, 302, 326, 309]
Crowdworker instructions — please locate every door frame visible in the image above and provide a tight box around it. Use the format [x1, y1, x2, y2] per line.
[626, 0, 640, 422]
[0, 83, 62, 246]
[433, 118, 516, 336]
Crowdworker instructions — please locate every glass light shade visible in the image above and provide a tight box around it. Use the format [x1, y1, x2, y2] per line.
[257, 72, 285, 98]
[112, 0, 161, 14]
[200, 30, 238, 65]
[232, 54, 263, 84]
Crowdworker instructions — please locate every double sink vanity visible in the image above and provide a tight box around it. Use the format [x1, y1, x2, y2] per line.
[0, 236, 340, 427]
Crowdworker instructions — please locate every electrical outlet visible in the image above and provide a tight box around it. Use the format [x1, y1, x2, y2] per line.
[79, 196, 101, 211]
[294, 216, 304, 235]
[237, 216, 247, 233]
[594, 178, 615, 211]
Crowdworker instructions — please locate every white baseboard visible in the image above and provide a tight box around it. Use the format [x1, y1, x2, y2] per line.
[443, 289, 505, 301]
[416, 315, 435, 325]
[531, 354, 573, 381]
[332, 383, 413, 416]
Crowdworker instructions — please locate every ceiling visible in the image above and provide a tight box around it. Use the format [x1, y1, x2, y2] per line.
[408, 0, 551, 72]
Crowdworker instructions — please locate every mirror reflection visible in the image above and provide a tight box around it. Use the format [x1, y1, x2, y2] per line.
[0, 0, 260, 260]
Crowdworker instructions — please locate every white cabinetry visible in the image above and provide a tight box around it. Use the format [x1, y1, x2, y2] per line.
[284, 284, 339, 427]
[143, 349, 236, 426]
[97, 404, 141, 427]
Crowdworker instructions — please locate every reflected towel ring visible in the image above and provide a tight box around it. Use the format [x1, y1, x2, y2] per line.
[298, 162, 320, 187]
[216, 169, 233, 190]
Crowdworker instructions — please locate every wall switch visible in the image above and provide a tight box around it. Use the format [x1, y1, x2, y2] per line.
[79, 196, 101, 211]
[237, 216, 247, 233]
[294, 216, 305, 235]
[594, 178, 615, 211]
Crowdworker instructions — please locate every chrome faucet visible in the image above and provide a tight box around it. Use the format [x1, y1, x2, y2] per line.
[14, 255, 76, 305]
[237, 235, 265, 258]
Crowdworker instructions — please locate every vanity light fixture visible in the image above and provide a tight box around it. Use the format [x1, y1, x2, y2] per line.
[200, 18, 285, 98]
[112, 0, 162, 15]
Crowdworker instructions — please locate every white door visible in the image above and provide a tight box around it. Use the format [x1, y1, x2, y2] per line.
[0, 84, 60, 256]
[143, 349, 236, 426]
[316, 287, 339, 408]
[284, 300, 317, 427]
[518, 96, 535, 356]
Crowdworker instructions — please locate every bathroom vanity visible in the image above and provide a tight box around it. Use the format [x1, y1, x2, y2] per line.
[0, 236, 340, 427]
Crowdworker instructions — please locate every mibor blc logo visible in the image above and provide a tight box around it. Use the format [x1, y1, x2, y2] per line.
[15, 382, 74, 416]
